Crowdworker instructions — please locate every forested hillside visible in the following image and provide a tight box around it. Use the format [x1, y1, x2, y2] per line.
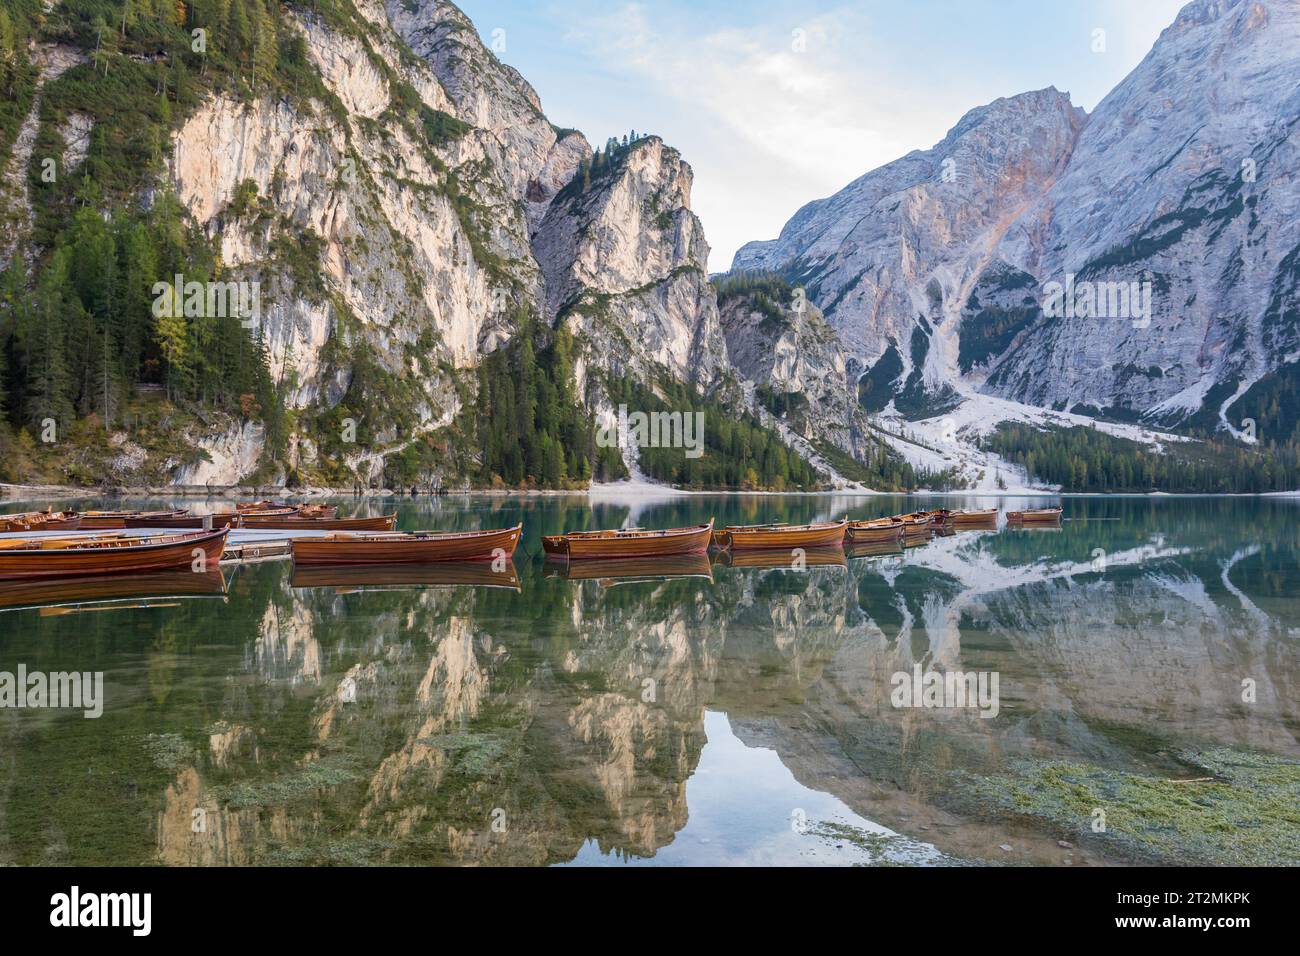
[0, 1, 316, 483]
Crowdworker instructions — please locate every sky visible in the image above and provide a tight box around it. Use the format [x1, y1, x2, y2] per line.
[455, 0, 1188, 272]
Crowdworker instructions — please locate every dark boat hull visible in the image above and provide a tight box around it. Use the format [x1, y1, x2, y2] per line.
[291, 525, 520, 565]
[0, 529, 228, 580]
[0, 511, 82, 532]
[545, 522, 713, 559]
[718, 520, 847, 551]
[240, 513, 397, 531]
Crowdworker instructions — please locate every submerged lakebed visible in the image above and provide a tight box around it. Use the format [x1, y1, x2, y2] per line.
[0, 494, 1296, 866]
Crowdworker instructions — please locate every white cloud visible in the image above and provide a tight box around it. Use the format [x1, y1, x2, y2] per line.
[560, 0, 1184, 270]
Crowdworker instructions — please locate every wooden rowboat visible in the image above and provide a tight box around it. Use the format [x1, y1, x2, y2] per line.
[949, 508, 998, 526]
[0, 528, 228, 579]
[1006, 507, 1062, 523]
[715, 519, 847, 551]
[80, 509, 189, 530]
[292, 503, 337, 518]
[845, 516, 904, 544]
[125, 509, 297, 530]
[896, 513, 933, 537]
[238, 512, 397, 531]
[0, 510, 83, 532]
[291, 525, 521, 565]
[237, 500, 337, 518]
[541, 520, 713, 559]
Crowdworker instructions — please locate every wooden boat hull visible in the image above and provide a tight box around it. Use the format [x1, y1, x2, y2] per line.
[0, 511, 82, 532]
[81, 510, 189, 530]
[0, 529, 228, 579]
[719, 520, 847, 551]
[545, 553, 713, 584]
[546, 522, 713, 559]
[239, 500, 337, 518]
[950, 508, 998, 526]
[845, 519, 903, 544]
[1007, 508, 1062, 523]
[899, 514, 932, 538]
[291, 525, 520, 565]
[291, 562, 520, 591]
[125, 510, 296, 530]
[239, 513, 397, 531]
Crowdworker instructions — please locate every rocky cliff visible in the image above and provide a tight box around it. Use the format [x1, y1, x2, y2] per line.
[731, 0, 1300, 459]
[158, 0, 775, 486]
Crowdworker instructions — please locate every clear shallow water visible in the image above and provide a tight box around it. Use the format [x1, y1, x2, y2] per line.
[0, 494, 1297, 866]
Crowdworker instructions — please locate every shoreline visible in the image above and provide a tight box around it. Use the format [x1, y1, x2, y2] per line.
[3, 481, 1298, 502]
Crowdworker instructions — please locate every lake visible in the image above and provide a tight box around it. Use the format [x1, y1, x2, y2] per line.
[0, 493, 1297, 866]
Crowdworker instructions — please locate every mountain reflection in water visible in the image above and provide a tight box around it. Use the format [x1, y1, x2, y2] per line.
[0, 494, 1296, 866]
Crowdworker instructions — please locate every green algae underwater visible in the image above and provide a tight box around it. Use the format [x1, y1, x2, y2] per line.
[0, 494, 1296, 866]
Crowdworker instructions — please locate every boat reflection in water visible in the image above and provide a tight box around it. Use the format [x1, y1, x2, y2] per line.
[544, 552, 713, 586]
[4, 495, 1298, 869]
[844, 539, 905, 561]
[290, 560, 521, 592]
[711, 545, 847, 570]
[0, 568, 228, 615]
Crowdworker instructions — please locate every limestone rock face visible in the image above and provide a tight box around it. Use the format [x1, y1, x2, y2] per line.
[153, 1, 735, 483]
[534, 137, 729, 388]
[731, 0, 1300, 434]
[985, 0, 1300, 423]
[733, 87, 1085, 389]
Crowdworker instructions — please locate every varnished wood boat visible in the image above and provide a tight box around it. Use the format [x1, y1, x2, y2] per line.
[291, 562, 521, 591]
[545, 552, 713, 585]
[713, 545, 846, 570]
[292, 503, 338, 519]
[949, 508, 998, 526]
[125, 508, 296, 530]
[845, 516, 904, 544]
[0, 510, 82, 532]
[896, 513, 933, 537]
[1006, 507, 1062, 523]
[237, 500, 337, 518]
[541, 520, 713, 559]
[238, 512, 397, 531]
[0, 528, 228, 579]
[715, 519, 847, 551]
[80, 509, 189, 530]
[291, 525, 520, 565]
[0, 569, 228, 612]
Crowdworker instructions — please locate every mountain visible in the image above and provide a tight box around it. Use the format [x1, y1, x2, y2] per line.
[0, 0, 839, 492]
[1, 0, 1297, 494]
[732, 0, 1300, 485]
